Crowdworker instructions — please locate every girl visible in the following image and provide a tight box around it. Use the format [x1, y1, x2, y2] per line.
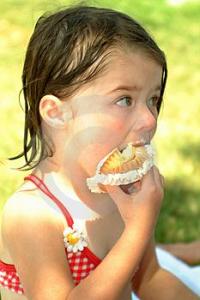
[0, 5, 198, 300]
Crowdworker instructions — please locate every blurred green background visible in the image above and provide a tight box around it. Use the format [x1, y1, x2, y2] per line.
[0, 0, 200, 246]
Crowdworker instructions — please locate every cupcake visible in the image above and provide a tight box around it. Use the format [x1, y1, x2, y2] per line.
[86, 143, 155, 193]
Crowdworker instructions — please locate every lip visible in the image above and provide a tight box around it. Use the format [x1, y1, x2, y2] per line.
[118, 139, 148, 152]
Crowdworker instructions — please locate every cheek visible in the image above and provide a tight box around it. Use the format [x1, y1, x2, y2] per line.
[111, 119, 125, 132]
[76, 121, 125, 175]
[66, 112, 126, 175]
[78, 144, 108, 175]
[77, 127, 122, 175]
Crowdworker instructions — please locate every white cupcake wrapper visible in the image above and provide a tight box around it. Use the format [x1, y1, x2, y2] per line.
[86, 144, 155, 193]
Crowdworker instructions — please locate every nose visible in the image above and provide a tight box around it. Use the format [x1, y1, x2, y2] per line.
[134, 104, 157, 133]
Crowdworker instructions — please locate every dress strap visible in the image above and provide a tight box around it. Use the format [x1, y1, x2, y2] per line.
[24, 175, 74, 227]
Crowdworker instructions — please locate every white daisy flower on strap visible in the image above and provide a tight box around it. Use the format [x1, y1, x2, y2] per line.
[63, 223, 88, 253]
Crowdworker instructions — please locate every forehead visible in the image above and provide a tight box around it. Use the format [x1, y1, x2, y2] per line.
[89, 50, 163, 93]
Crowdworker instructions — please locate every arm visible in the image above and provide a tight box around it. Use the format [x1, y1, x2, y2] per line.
[132, 238, 199, 300]
[158, 241, 200, 265]
[1, 193, 153, 300]
[2, 167, 164, 300]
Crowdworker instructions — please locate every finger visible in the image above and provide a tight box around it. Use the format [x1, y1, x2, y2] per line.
[139, 166, 155, 188]
[104, 184, 130, 203]
[152, 166, 165, 187]
[160, 174, 165, 187]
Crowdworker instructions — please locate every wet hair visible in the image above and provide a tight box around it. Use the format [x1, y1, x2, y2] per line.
[11, 5, 167, 170]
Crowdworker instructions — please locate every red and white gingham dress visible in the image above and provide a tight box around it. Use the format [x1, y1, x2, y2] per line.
[0, 175, 101, 295]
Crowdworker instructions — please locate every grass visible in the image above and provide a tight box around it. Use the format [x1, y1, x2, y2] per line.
[0, 0, 200, 245]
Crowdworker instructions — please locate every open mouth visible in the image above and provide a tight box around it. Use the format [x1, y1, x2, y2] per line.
[119, 145, 127, 153]
[118, 141, 147, 152]
[118, 142, 133, 153]
[86, 144, 154, 193]
[100, 143, 148, 175]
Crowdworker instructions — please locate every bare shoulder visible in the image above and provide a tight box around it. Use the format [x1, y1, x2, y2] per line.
[0, 190, 74, 299]
[1, 189, 64, 253]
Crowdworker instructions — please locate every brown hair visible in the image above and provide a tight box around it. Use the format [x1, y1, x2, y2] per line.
[11, 5, 167, 170]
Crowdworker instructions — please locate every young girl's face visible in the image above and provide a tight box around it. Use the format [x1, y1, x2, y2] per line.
[63, 49, 163, 181]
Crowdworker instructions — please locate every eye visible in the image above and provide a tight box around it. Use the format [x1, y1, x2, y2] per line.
[116, 96, 134, 107]
[147, 96, 160, 108]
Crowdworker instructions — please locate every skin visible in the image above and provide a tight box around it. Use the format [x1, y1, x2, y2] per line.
[0, 50, 198, 300]
[38, 49, 161, 212]
[159, 241, 200, 265]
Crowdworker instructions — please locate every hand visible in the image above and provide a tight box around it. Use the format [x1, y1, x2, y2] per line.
[105, 166, 164, 231]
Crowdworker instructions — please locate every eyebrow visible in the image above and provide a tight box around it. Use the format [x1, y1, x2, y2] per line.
[107, 84, 161, 94]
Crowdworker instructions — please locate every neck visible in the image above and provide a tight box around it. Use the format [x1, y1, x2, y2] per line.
[32, 158, 118, 219]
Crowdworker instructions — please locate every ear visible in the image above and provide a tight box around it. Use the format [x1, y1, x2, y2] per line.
[39, 95, 72, 129]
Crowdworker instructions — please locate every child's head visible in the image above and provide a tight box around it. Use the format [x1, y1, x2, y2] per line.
[15, 5, 167, 170]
